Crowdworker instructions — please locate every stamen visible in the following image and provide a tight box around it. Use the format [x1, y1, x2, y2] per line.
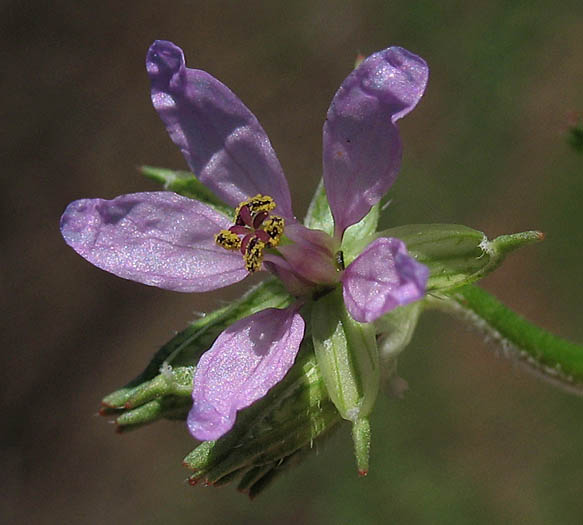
[244, 236, 265, 273]
[255, 230, 271, 243]
[245, 194, 276, 215]
[262, 216, 285, 247]
[334, 250, 345, 271]
[229, 225, 249, 235]
[253, 211, 269, 229]
[215, 230, 241, 250]
[236, 205, 253, 227]
[240, 233, 253, 255]
[234, 194, 276, 225]
[216, 194, 284, 273]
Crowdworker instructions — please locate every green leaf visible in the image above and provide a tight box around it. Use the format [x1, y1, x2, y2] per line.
[370, 224, 543, 293]
[426, 285, 583, 393]
[141, 165, 233, 216]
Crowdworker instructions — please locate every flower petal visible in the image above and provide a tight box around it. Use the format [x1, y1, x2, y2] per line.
[60, 192, 247, 292]
[188, 306, 305, 441]
[323, 47, 428, 237]
[147, 40, 294, 219]
[342, 237, 428, 323]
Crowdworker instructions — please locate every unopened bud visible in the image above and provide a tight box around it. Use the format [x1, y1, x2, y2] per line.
[311, 288, 379, 472]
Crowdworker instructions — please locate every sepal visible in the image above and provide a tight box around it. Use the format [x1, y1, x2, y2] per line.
[360, 224, 544, 292]
[303, 177, 380, 249]
[374, 302, 422, 397]
[114, 396, 192, 433]
[141, 165, 233, 216]
[304, 178, 334, 235]
[101, 279, 292, 417]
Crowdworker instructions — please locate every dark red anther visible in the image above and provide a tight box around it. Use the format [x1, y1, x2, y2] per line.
[229, 225, 249, 235]
[238, 205, 253, 227]
[255, 229, 271, 243]
[240, 233, 253, 255]
[253, 211, 268, 229]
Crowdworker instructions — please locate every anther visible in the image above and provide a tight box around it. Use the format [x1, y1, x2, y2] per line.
[334, 250, 345, 271]
[216, 194, 284, 273]
[236, 205, 253, 227]
[244, 236, 266, 273]
[253, 211, 269, 229]
[215, 230, 241, 250]
[263, 216, 285, 247]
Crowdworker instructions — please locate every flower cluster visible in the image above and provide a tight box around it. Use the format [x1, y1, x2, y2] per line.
[61, 40, 430, 444]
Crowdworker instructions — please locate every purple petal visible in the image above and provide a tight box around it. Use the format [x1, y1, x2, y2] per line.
[276, 222, 339, 285]
[323, 47, 428, 237]
[60, 192, 248, 292]
[342, 237, 428, 323]
[147, 40, 294, 219]
[188, 306, 305, 441]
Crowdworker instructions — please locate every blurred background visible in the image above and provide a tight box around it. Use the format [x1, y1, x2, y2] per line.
[3, 1, 583, 523]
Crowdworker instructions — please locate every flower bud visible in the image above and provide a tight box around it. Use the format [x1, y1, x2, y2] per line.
[368, 225, 543, 293]
[101, 279, 292, 430]
[182, 342, 341, 496]
[311, 288, 380, 474]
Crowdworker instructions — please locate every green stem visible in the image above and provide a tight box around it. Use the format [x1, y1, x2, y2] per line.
[425, 284, 583, 394]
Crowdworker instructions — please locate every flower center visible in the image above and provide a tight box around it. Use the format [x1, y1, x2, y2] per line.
[215, 194, 285, 273]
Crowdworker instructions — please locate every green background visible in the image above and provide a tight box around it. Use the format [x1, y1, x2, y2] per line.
[3, 1, 582, 523]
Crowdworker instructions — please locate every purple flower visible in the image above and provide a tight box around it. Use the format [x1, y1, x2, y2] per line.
[60, 40, 429, 441]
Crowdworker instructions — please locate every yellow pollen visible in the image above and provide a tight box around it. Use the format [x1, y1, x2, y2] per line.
[215, 230, 241, 250]
[216, 194, 284, 273]
[262, 216, 285, 247]
[244, 237, 266, 273]
[235, 194, 276, 222]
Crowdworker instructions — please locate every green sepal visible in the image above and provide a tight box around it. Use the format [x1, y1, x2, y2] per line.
[375, 302, 422, 397]
[115, 366, 193, 410]
[303, 177, 380, 249]
[352, 417, 371, 476]
[312, 288, 380, 422]
[114, 397, 192, 432]
[342, 204, 380, 254]
[141, 165, 233, 217]
[364, 224, 544, 293]
[374, 302, 422, 358]
[304, 178, 334, 235]
[101, 278, 292, 411]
